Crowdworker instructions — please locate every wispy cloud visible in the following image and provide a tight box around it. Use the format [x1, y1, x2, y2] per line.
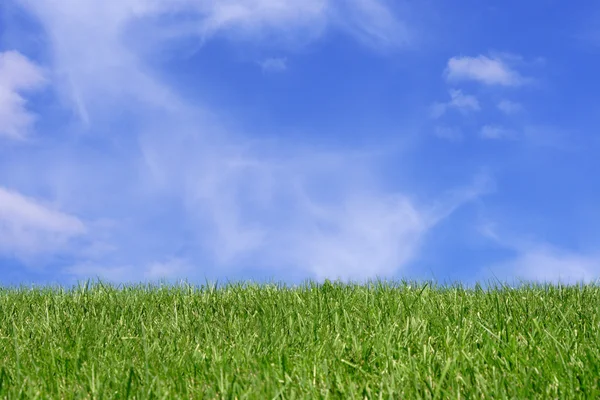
[333, 0, 411, 49]
[267, 193, 429, 281]
[65, 258, 192, 283]
[445, 55, 526, 86]
[507, 246, 600, 284]
[497, 99, 523, 115]
[0, 186, 86, 261]
[479, 223, 600, 284]
[488, 245, 600, 284]
[138, 129, 487, 281]
[480, 124, 517, 140]
[0, 51, 46, 140]
[17, 0, 410, 123]
[431, 89, 480, 118]
[477, 124, 571, 147]
[2, 0, 485, 283]
[21, 0, 410, 51]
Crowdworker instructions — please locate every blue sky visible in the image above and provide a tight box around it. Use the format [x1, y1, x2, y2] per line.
[1, 0, 600, 286]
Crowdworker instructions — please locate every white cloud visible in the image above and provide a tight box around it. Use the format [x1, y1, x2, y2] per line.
[292, 172, 494, 281]
[495, 246, 600, 284]
[65, 258, 192, 283]
[0, 186, 86, 260]
[17, 0, 410, 124]
[333, 0, 411, 49]
[0, 51, 44, 90]
[445, 55, 525, 86]
[449, 89, 480, 111]
[259, 57, 287, 72]
[152, 0, 410, 49]
[292, 194, 426, 280]
[480, 224, 600, 284]
[513, 247, 600, 284]
[138, 126, 489, 281]
[482, 125, 572, 149]
[431, 89, 480, 118]
[4, 0, 484, 283]
[145, 258, 192, 280]
[497, 99, 523, 115]
[21, 0, 409, 50]
[0, 51, 46, 140]
[63, 263, 134, 283]
[480, 124, 517, 140]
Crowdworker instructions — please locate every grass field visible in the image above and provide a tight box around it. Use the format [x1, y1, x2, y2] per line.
[1, 280, 600, 399]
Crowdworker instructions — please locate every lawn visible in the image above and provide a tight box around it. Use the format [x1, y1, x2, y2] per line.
[1, 280, 599, 398]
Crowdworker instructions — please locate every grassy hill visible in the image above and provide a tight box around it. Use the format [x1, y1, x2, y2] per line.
[1, 280, 599, 398]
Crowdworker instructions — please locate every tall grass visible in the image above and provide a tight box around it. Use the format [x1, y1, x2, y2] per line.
[1, 280, 599, 398]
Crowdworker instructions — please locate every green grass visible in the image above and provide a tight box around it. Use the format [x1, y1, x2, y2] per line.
[1, 280, 600, 399]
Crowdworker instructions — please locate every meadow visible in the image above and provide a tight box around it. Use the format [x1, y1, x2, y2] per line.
[1, 280, 599, 399]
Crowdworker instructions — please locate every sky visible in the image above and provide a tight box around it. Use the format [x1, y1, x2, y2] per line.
[1, 0, 600, 286]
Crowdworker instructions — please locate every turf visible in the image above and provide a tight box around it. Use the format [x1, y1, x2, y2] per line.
[1, 280, 600, 399]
